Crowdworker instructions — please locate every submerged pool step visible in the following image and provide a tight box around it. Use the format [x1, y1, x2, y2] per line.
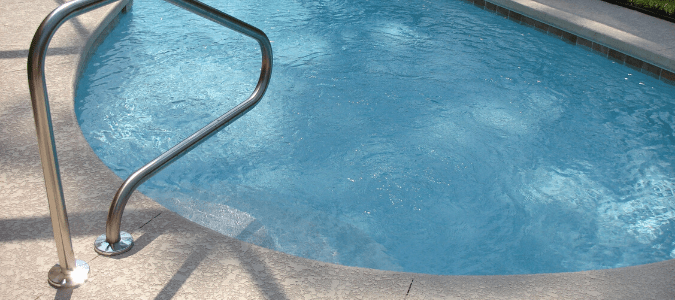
[163, 196, 276, 249]
[157, 191, 404, 271]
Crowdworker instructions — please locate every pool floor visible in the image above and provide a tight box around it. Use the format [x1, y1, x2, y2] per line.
[76, 0, 675, 276]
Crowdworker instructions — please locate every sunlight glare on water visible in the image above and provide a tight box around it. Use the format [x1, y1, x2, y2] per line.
[76, 0, 675, 275]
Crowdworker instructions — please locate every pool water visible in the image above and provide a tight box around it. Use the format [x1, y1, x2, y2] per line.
[76, 0, 675, 275]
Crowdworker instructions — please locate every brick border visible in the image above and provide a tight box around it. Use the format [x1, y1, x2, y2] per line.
[463, 0, 675, 85]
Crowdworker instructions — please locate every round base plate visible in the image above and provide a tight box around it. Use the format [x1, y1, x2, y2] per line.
[94, 231, 134, 256]
[48, 259, 89, 288]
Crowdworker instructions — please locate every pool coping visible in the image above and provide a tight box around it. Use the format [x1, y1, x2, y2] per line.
[481, 0, 675, 85]
[2, 0, 675, 299]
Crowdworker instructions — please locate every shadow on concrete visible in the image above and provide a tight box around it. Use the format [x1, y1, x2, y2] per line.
[153, 244, 213, 300]
[0, 209, 165, 243]
[54, 287, 73, 300]
[0, 47, 82, 60]
[111, 211, 292, 299]
[239, 244, 291, 300]
[109, 213, 164, 260]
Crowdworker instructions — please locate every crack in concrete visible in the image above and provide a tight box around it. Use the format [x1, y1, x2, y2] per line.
[139, 212, 162, 229]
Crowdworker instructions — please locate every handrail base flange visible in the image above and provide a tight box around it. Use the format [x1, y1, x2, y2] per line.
[48, 259, 90, 288]
[94, 231, 134, 256]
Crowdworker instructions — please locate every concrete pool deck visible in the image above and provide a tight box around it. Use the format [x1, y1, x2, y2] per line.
[493, 0, 675, 77]
[1, 0, 674, 298]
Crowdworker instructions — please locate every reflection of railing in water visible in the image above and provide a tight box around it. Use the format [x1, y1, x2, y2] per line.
[27, 0, 272, 288]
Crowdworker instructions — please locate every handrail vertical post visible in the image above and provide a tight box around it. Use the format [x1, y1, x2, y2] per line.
[28, 0, 123, 288]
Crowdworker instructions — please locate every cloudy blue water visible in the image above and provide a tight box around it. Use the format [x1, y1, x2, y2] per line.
[76, 0, 675, 275]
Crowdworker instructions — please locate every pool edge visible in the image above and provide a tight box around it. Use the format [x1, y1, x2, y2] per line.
[481, 0, 675, 85]
[3, 0, 675, 299]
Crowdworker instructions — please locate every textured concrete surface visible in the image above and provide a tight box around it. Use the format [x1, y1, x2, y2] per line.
[1, 0, 674, 299]
[492, 0, 675, 71]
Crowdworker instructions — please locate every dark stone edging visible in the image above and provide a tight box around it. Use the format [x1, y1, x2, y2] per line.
[464, 0, 675, 85]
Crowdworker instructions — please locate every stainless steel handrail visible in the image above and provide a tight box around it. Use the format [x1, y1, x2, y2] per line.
[93, 0, 273, 256]
[29, 0, 272, 287]
[28, 0, 129, 288]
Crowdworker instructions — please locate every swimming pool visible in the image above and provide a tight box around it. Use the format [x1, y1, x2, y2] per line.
[76, 0, 675, 275]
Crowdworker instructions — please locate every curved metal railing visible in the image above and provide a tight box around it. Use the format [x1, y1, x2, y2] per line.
[94, 0, 273, 256]
[29, 0, 131, 288]
[28, 0, 272, 288]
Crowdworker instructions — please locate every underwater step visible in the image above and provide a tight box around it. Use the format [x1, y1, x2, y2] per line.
[163, 196, 276, 249]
